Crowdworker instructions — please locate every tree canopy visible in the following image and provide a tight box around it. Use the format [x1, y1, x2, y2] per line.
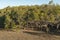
[0, 1, 60, 29]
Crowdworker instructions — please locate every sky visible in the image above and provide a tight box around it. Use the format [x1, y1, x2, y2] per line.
[0, 0, 60, 9]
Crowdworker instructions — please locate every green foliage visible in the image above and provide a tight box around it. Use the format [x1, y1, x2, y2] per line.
[22, 9, 35, 21]
[4, 15, 12, 29]
[0, 1, 60, 29]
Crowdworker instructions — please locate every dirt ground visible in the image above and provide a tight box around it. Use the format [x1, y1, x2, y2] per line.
[0, 29, 60, 40]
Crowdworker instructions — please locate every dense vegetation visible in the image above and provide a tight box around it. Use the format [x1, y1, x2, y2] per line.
[0, 1, 60, 32]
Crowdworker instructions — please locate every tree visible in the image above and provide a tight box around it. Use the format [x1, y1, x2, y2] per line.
[49, 0, 53, 5]
[22, 9, 35, 21]
[4, 15, 12, 29]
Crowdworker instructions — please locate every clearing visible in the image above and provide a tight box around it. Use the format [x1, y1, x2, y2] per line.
[0, 29, 60, 40]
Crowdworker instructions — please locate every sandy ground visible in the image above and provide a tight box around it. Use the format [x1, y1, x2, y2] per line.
[0, 30, 60, 40]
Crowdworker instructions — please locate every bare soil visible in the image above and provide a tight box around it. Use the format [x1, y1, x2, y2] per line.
[0, 29, 60, 40]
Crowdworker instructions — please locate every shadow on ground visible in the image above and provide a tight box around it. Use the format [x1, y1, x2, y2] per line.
[49, 32, 60, 36]
[23, 31, 60, 36]
[23, 30, 50, 36]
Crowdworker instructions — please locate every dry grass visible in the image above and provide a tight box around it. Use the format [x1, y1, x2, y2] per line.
[0, 29, 60, 40]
